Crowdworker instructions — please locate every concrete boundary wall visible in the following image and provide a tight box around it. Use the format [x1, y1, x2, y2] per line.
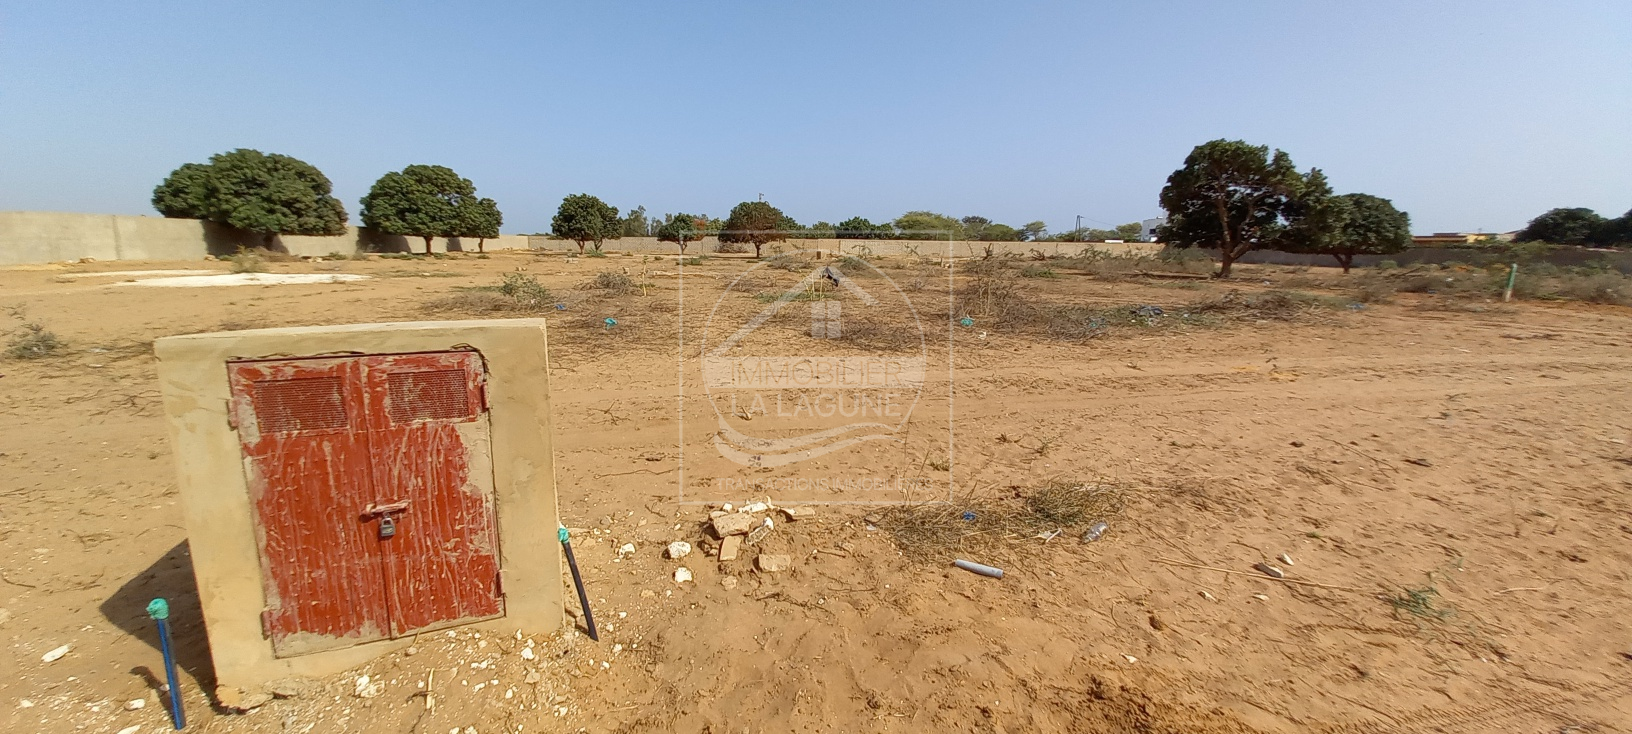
[526, 235, 1165, 260]
[0, 211, 530, 266]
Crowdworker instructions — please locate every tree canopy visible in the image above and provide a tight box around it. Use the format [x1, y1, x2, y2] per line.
[1278, 193, 1410, 272]
[656, 213, 703, 253]
[1159, 139, 1333, 277]
[1516, 207, 1607, 245]
[836, 217, 891, 239]
[459, 197, 504, 253]
[152, 149, 347, 246]
[718, 200, 788, 258]
[360, 164, 487, 254]
[551, 194, 622, 254]
[621, 206, 650, 238]
[1019, 221, 1048, 242]
[892, 211, 964, 239]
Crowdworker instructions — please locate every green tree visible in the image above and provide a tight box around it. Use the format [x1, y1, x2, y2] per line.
[982, 223, 1020, 241]
[360, 164, 482, 254]
[1517, 207, 1607, 245]
[836, 217, 890, 239]
[960, 216, 992, 239]
[621, 205, 650, 237]
[656, 213, 703, 253]
[1019, 221, 1048, 241]
[806, 221, 836, 239]
[1158, 139, 1333, 278]
[1591, 208, 1632, 246]
[153, 149, 347, 247]
[1114, 222, 1144, 240]
[718, 200, 788, 258]
[458, 197, 504, 253]
[551, 194, 622, 254]
[1279, 193, 1410, 272]
[893, 211, 963, 239]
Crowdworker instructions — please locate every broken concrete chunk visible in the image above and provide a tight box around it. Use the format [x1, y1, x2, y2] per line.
[778, 506, 814, 521]
[1253, 563, 1285, 579]
[666, 541, 692, 559]
[741, 501, 769, 514]
[745, 520, 773, 547]
[719, 535, 743, 562]
[674, 567, 693, 583]
[711, 513, 755, 537]
[756, 554, 792, 573]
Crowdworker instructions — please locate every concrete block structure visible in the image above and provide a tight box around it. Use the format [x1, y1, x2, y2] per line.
[153, 320, 562, 699]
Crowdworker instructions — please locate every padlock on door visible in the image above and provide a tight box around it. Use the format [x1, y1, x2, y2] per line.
[379, 515, 397, 539]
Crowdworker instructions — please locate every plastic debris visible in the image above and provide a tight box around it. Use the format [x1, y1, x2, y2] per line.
[958, 317, 975, 327]
[1082, 521, 1109, 542]
[953, 559, 1004, 579]
[961, 511, 977, 522]
[40, 644, 70, 663]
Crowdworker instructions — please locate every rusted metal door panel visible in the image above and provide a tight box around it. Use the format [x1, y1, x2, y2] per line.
[359, 352, 504, 635]
[229, 350, 504, 657]
[227, 358, 391, 657]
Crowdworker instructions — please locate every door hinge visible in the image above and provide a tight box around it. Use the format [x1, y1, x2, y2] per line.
[226, 399, 239, 429]
[495, 571, 505, 597]
[260, 608, 273, 638]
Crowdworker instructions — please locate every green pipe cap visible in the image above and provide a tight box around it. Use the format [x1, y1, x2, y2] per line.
[557, 526, 569, 543]
[147, 598, 170, 620]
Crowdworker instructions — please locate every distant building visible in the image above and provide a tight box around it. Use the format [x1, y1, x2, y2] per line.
[1411, 232, 1502, 246]
[1139, 217, 1167, 242]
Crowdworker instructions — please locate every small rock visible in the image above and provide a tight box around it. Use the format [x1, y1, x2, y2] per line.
[524, 670, 542, 684]
[674, 567, 693, 583]
[709, 510, 727, 519]
[1148, 613, 1166, 631]
[520, 647, 536, 661]
[1278, 553, 1294, 566]
[721, 503, 734, 512]
[124, 699, 145, 711]
[756, 554, 792, 573]
[1405, 458, 1433, 467]
[741, 501, 769, 514]
[1199, 590, 1215, 601]
[640, 589, 656, 599]
[1253, 563, 1285, 579]
[116, 727, 141, 734]
[711, 513, 755, 537]
[666, 541, 692, 559]
[718, 535, 743, 562]
[720, 577, 739, 589]
[1289, 441, 1304, 447]
[618, 543, 636, 557]
[40, 644, 70, 663]
[354, 675, 384, 698]
[18, 700, 33, 708]
[778, 506, 814, 521]
[1253, 593, 1269, 600]
[1122, 655, 1138, 663]
[405, 646, 418, 656]
[268, 679, 309, 699]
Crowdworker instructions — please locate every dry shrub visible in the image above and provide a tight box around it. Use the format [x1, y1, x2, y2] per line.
[1547, 271, 1631, 305]
[1185, 289, 1349, 321]
[876, 480, 1125, 563]
[5, 324, 64, 359]
[430, 272, 554, 314]
[581, 270, 636, 295]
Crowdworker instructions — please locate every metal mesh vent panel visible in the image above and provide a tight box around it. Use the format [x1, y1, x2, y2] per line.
[386, 369, 472, 423]
[252, 377, 348, 433]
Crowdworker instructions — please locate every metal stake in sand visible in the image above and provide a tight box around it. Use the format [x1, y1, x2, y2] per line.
[558, 526, 599, 641]
[146, 598, 186, 730]
[1503, 263, 1518, 302]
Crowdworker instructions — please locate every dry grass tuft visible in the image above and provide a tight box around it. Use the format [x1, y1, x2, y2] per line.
[429, 272, 554, 314]
[876, 480, 1125, 562]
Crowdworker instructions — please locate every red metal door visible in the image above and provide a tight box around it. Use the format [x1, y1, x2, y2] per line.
[229, 351, 503, 658]
[358, 352, 503, 635]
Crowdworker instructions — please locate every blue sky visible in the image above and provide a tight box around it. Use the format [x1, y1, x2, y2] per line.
[2, 1, 1628, 235]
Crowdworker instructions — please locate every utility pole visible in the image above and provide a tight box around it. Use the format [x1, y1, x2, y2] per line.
[1076, 215, 1083, 241]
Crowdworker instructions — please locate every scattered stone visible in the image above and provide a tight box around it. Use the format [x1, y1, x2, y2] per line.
[1199, 590, 1216, 601]
[1253, 593, 1270, 600]
[719, 535, 743, 562]
[520, 647, 536, 661]
[1278, 553, 1294, 567]
[640, 589, 656, 599]
[1289, 441, 1304, 447]
[524, 670, 541, 684]
[756, 554, 792, 573]
[721, 503, 734, 512]
[721, 577, 739, 590]
[17, 700, 33, 708]
[711, 513, 755, 537]
[709, 510, 727, 519]
[40, 644, 71, 663]
[666, 541, 692, 559]
[1148, 613, 1167, 631]
[618, 543, 636, 558]
[745, 519, 773, 546]
[268, 679, 311, 699]
[354, 675, 384, 698]
[778, 506, 814, 521]
[124, 699, 145, 711]
[116, 726, 141, 734]
[741, 501, 769, 514]
[674, 567, 693, 583]
[1253, 563, 1285, 579]
[1122, 655, 1138, 663]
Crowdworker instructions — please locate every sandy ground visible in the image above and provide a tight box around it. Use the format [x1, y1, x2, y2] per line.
[2, 250, 1630, 733]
